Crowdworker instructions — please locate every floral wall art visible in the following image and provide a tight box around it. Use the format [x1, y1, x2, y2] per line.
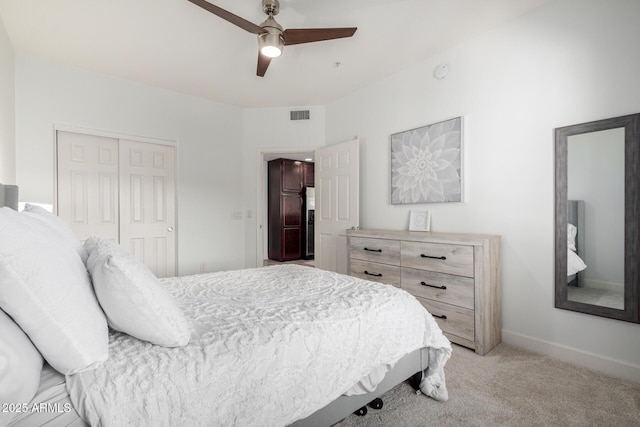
[391, 117, 462, 204]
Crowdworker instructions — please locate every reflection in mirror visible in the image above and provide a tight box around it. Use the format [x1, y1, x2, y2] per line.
[555, 113, 640, 323]
[566, 129, 625, 309]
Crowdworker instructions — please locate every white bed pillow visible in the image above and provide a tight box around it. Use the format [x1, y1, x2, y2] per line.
[85, 236, 190, 347]
[568, 249, 587, 276]
[0, 207, 109, 375]
[567, 223, 578, 252]
[0, 309, 44, 426]
[22, 203, 88, 264]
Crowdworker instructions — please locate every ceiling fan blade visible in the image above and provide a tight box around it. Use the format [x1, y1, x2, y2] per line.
[283, 27, 357, 46]
[257, 52, 272, 77]
[187, 0, 261, 34]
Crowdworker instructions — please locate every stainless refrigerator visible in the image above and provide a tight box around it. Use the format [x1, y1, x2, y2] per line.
[303, 186, 315, 259]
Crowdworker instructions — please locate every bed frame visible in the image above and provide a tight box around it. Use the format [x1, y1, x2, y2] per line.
[291, 348, 426, 426]
[0, 183, 427, 426]
[568, 199, 585, 288]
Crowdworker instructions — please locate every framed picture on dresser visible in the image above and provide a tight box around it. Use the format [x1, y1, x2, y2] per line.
[409, 211, 431, 231]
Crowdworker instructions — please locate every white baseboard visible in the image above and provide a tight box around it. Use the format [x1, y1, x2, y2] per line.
[502, 329, 640, 383]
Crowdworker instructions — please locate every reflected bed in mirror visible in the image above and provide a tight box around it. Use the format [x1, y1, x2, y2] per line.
[555, 113, 640, 323]
[565, 200, 624, 309]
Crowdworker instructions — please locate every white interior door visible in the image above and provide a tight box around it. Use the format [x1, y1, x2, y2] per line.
[119, 139, 176, 278]
[314, 138, 359, 273]
[56, 131, 119, 242]
[57, 131, 177, 278]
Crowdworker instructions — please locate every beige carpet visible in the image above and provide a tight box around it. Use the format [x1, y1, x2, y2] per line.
[340, 343, 640, 426]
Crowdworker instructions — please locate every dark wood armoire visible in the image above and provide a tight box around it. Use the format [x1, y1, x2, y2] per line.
[268, 158, 314, 261]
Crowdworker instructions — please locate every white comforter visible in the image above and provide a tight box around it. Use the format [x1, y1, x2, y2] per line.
[67, 265, 451, 427]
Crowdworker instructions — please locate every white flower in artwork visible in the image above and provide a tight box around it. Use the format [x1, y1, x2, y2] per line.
[391, 118, 462, 204]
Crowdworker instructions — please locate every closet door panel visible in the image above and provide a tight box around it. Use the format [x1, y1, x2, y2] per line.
[119, 140, 176, 278]
[56, 131, 119, 242]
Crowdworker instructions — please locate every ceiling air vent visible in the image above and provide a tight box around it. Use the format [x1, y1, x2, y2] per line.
[290, 110, 310, 121]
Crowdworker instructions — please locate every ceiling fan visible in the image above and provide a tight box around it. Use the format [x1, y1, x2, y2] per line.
[187, 0, 357, 77]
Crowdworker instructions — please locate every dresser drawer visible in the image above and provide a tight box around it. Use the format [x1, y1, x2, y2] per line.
[401, 241, 474, 277]
[349, 237, 400, 265]
[401, 267, 474, 310]
[416, 298, 474, 342]
[349, 259, 401, 287]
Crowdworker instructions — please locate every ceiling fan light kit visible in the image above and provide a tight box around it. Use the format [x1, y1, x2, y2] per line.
[187, 0, 357, 76]
[259, 33, 283, 58]
[258, 17, 284, 58]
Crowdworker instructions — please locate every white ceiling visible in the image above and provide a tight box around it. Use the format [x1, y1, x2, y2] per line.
[0, 0, 550, 108]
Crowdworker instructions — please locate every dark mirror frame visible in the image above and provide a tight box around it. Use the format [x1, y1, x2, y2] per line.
[555, 113, 640, 323]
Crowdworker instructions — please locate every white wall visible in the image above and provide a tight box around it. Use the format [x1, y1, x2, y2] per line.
[0, 15, 14, 184]
[242, 106, 325, 266]
[326, 0, 640, 379]
[14, 55, 245, 275]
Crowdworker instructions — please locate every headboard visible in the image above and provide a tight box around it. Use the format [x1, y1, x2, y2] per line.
[0, 183, 19, 210]
[568, 199, 585, 287]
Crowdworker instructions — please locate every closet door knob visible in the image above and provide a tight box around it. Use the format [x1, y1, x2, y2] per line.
[167, 226, 174, 232]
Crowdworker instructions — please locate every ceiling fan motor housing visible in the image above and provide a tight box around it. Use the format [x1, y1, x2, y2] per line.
[258, 15, 284, 57]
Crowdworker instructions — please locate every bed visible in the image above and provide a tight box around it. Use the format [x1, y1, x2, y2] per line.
[0, 184, 451, 427]
[567, 200, 587, 287]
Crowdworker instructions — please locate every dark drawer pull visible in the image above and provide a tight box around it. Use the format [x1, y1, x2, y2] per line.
[420, 281, 447, 290]
[421, 254, 446, 260]
[364, 247, 382, 253]
[432, 314, 448, 320]
[364, 270, 383, 277]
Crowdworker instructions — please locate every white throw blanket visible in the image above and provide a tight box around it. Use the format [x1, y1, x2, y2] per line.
[67, 265, 451, 426]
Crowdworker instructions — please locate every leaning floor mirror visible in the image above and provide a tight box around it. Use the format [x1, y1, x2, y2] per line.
[555, 112, 640, 323]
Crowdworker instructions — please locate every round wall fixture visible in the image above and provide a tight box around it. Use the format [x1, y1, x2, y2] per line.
[433, 64, 449, 79]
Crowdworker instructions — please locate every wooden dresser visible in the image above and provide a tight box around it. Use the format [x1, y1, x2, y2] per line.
[347, 229, 501, 355]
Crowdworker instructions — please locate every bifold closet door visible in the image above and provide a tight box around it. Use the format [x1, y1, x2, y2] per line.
[119, 139, 176, 278]
[57, 132, 177, 278]
[56, 131, 120, 242]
